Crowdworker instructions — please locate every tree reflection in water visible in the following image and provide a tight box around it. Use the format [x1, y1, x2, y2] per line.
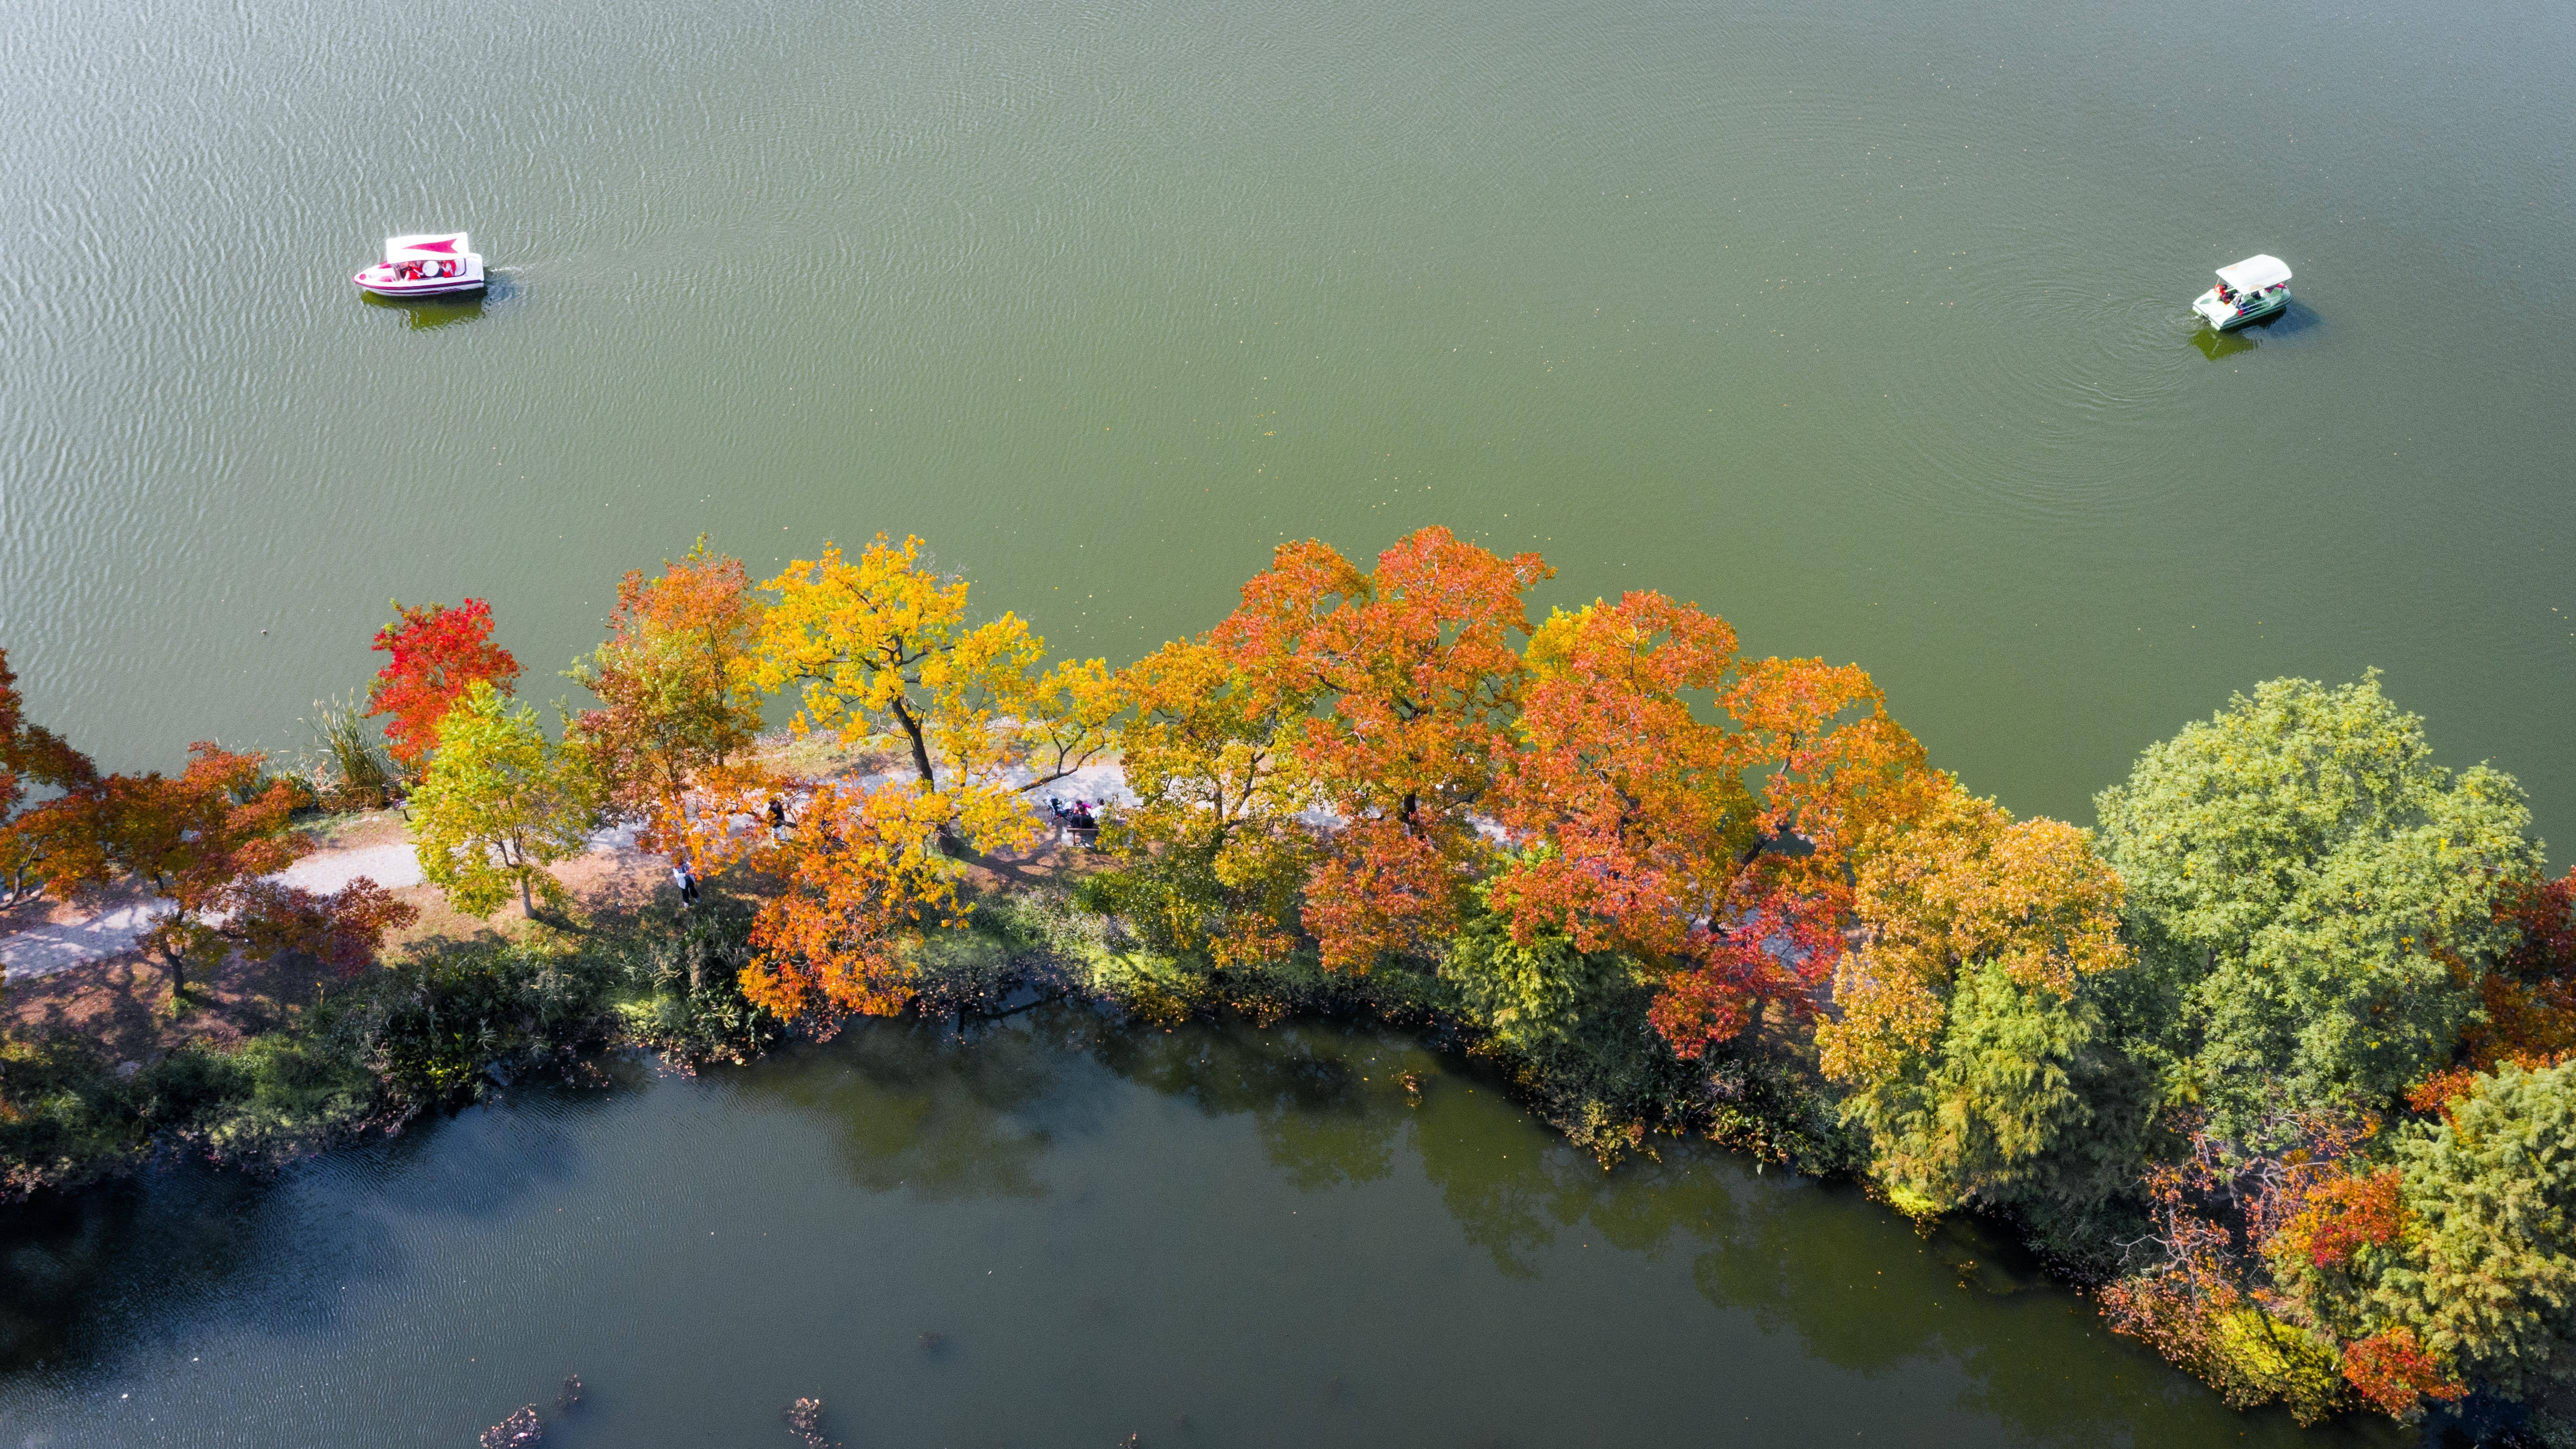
[751, 1006, 2406, 1449]
[0, 1010, 2412, 1449]
[739, 1021, 1085, 1201]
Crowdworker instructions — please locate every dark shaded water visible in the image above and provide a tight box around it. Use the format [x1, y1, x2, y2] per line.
[0, 1013, 2404, 1447]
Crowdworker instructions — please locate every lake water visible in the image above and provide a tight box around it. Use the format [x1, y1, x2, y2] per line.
[3, 0, 2572, 856]
[0, 1013, 2407, 1447]
[3, 0, 2571, 1437]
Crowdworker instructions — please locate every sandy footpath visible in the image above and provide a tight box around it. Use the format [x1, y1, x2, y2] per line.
[0, 759, 1135, 984]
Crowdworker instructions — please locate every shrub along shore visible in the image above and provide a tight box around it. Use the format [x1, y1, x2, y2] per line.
[4, 527, 2574, 1437]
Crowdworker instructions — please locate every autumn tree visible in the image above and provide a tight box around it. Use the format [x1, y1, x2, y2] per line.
[2411, 867, 2576, 1117]
[1486, 595, 1755, 965]
[748, 535, 1114, 854]
[2094, 673, 2542, 1146]
[41, 744, 311, 997]
[567, 538, 773, 875]
[2100, 1111, 2381, 1423]
[367, 598, 520, 771]
[410, 682, 597, 917]
[1080, 637, 1317, 968]
[741, 783, 961, 1022]
[1816, 781, 2141, 1217]
[226, 878, 419, 974]
[0, 646, 98, 910]
[1210, 527, 1550, 971]
[1481, 593, 1931, 1054]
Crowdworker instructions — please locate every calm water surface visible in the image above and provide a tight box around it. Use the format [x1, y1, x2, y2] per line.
[2, 0, 2569, 1438]
[2, 0, 2572, 851]
[0, 1014, 2407, 1447]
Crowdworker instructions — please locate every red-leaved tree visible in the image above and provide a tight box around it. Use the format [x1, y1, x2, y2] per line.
[366, 599, 520, 771]
[227, 878, 419, 975]
[1485, 593, 1930, 1054]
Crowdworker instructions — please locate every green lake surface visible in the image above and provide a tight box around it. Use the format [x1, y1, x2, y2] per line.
[3, 0, 2571, 852]
[0, 1013, 2409, 1448]
[3, 0, 2571, 1438]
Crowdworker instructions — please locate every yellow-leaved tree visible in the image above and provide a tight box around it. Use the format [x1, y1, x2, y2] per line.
[410, 682, 599, 918]
[748, 535, 1116, 853]
[1817, 779, 2140, 1218]
[1082, 636, 1317, 967]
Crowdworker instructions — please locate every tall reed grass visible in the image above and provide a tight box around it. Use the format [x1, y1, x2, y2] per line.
[301, 693, 405, 809]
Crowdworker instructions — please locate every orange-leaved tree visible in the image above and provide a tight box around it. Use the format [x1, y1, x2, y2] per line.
[1211, 526, 1550, 971]
[1482, 592, 1931, 1052]
[367, 598, 520, 771]
[0, 646, 99, 911]
[1650, 653, 1932, 1052]
[46, 744, 313, 997]
[567, 538, 775, 876]
[1085, 636, 1317, 967]
[749, 535, 1115, 854]
[1485, 593, 1757, 984]
[742, 782, 962, 1022]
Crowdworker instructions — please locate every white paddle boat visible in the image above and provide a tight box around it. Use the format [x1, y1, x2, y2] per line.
[2193, 254, 2291, 331]
[354, 233, 485, 298]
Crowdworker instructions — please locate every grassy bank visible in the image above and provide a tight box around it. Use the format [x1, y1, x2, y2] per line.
[0, 876, 1849, 1215]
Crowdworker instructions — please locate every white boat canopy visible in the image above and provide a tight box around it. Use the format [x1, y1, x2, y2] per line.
[385, 232, 471, 262]
[2216, 253, 2292, 292]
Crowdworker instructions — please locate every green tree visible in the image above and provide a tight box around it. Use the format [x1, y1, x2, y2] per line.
[2369, 1061, 2576, 1400]
[2094, 674, 2540, 1144]
[410, 683, 596, 918]
[1440, 880, 1646, 1058]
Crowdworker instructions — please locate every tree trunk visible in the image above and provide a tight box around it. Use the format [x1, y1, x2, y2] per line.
[889, 697, 937, 791]
[520, 872, 534, 917]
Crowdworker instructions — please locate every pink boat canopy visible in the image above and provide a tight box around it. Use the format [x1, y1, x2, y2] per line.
[385, 232, 471, 262]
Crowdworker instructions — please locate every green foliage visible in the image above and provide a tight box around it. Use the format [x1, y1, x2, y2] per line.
[331, 936, 619, 1108]
[2094, 673, 2541, 1141]
[198, 1034, 380, 1160]
[606, 899, 781, 1065]
[1838, 956, 2150, 1220]
[2368, 1061, 2576, 1401]
[0, 1031, 372, 1196]
[0, 1035, 159, 1196]
[1073, 843, 1236, 968]
[409, 682, 599, 917]
[0, 922, 704, 1200]
[1439, 895, 1645, 1058]
[2208, 1309, 2348, 1424]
